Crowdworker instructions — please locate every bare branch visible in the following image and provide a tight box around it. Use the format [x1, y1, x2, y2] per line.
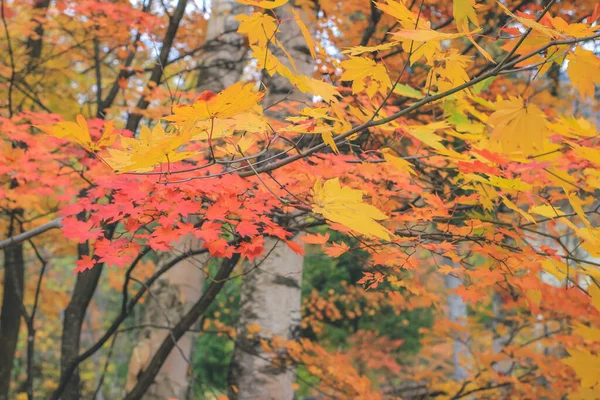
[0, 218, 62, 250]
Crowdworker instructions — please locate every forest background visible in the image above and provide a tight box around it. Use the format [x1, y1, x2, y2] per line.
[1, 0, 600, 399]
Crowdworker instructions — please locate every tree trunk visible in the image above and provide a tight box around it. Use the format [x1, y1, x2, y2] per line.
[443, 262, 469, 382]
[125, 235, 210, 400]
[59, 242, 103, 400]
[0, 219, 24, 400]
[229, 3, 315, 398]
[228, 236, 304, 400]
[195, 0, 248, 92]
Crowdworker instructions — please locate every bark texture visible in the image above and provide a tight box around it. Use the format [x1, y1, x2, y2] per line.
[228, 3, 315, 398]
[229, 236, 304, 400]
[0, 226, 24, 400]
[196, 0, 248, 92]
[443, 262, 469, 382]
[59, 243, 103, 400]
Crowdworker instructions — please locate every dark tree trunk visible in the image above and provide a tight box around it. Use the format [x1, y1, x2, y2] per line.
[0, 214, 24, 400]
[25, 0, 51, 63]
[58, 242, 103, 400]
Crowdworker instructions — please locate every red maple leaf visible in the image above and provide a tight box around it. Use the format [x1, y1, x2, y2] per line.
[74, 256, 96, 274]
[61, 217, 103, 243]
[204, 238, 234, 258]
[236, 220, 260, 237]
[285, 240, 305, 255]
[302, 232, 330, 244]
[325, 242, 350, 257]
[238, 236, 265, 261]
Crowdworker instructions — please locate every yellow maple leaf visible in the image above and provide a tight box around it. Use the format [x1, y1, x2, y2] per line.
[291, 8, 316, 58]
[575, 227, 600, 259]
[541, 259, 568, 281]
[392, 28, 475, 43]
[340, 57, 392, 98]
[38, 115, 116, 153]
[487, 96, 548, 155]
[548, 16, 596, 38]
[342, 42, 396, 56]
[529, 204, 564, 219]
[567, 48, 600, 100]
[501, 195, 536, 223]
[251, 46, 339, 103]
[562, 348, 600, 388]
[454, 0, 478, 29]
[312, 178, 392, 240]
[572, 323, 600, 343]
[376, 0, 416, 25]
[237, 0, 288, 9]
[165, 82, 264, 125]
[284, 107, 348, 153]
[235, 13, 278, 47]
[382, 149, 416, 175]
[106, 124, 194, 173]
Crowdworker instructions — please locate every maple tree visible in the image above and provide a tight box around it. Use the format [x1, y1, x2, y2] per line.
[1, 0, 600, 399]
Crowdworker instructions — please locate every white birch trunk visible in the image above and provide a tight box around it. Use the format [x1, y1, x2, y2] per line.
[229, 237, 304, 399]
[228, 2, 315, 398]
[444, 262, 470, 381]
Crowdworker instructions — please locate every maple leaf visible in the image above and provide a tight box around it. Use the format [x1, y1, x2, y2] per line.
[567, 48, 600, 99]
[357, 271, 386, 290]
[529, 204, 564, 219]
[38, 115, 116, 153]
[487, 96, 548, 155]
[453, 0, 478, 29]
[342, 42, 396, 56]
[236, 220, 260, 237]
[392, 28, 474, 43]
[452, 0, 494, 62]
[375, 0, 416, 25]
[105, 123, 194, 173]
[548, 16, 596, 38]
[237, 0, 288, 8]
[74, 255, 96, 274]
[235, 13, 278, 47]
[165, 82, 264, 125]
[382, 149, 415, 175]
[340, 57, 392, 98]
[312, 178, 392, 240]
[238, 236, 265, 261]
[285, 239, 305, 255]
[302, 233, 330, 244]
[61, 217, 103, 243]
[250, 45, 339, 103]
[205, 238, 235, 258]
[562, 348, 600, 388]
[325, 241, 350, 257]
[291, 8, 316, 58]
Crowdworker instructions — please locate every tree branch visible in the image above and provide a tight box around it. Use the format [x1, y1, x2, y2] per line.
[0, 218, 62, 250]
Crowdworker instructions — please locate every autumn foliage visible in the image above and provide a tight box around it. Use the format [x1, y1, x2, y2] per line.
[1, 0, 600, 399]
